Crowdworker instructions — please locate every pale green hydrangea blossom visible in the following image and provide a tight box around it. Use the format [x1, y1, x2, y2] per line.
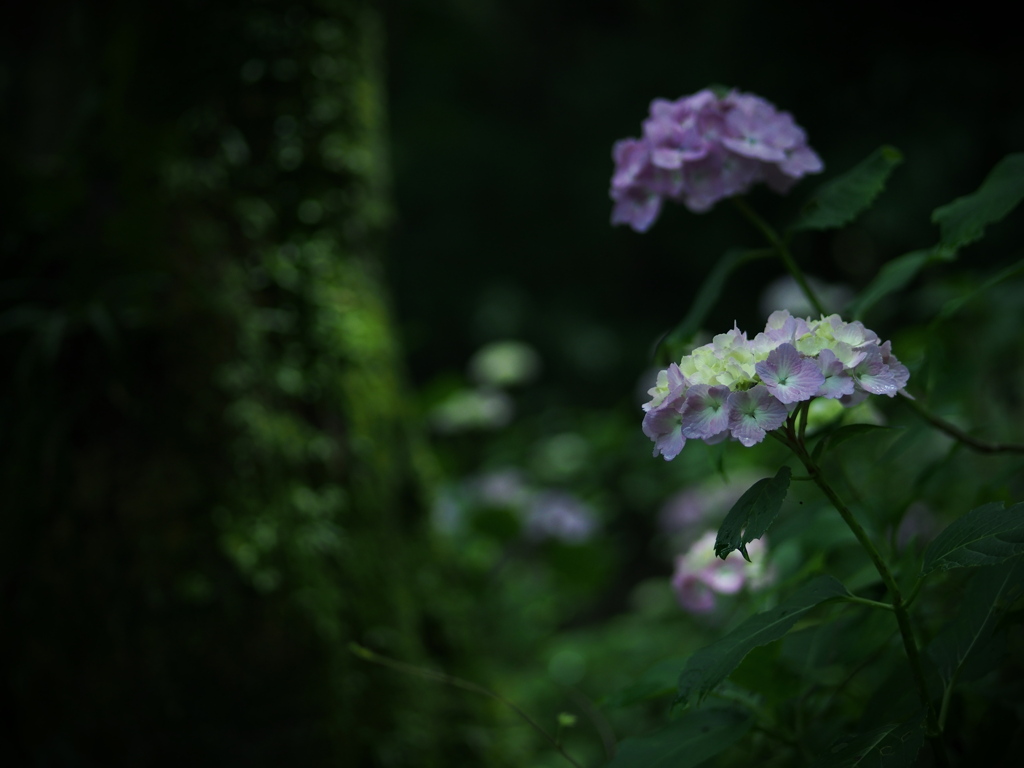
[642, 310, 909, 459]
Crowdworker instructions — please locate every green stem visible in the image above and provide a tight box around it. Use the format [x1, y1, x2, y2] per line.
[841, 595, 894, 612]
[899, 394, 1024, 454]
[787, 444, 946, 759]
[732, 197, 827, 316]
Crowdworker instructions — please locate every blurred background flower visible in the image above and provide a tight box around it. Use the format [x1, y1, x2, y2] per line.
[671, 531, 773, 614]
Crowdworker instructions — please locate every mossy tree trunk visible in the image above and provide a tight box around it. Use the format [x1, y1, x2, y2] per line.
[0, 2, 486, 765]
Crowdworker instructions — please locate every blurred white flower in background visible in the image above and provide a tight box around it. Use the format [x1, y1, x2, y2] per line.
[468, 340, 541, 388]
[758, 274, 853, 318]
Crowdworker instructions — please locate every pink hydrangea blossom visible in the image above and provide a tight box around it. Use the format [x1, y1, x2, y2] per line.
[671, 531, 772, 614]
[611, 89, 823, 232]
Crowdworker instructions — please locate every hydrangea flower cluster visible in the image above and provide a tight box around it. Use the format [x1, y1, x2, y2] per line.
[642, 310, 910, 460]
[610, 89, 823, 232]
[433, 469, 599, 544]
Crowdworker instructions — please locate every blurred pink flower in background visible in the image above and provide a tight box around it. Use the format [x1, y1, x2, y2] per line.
[658, 474, 758, 539]
[671, 531, 773, 614]
[896, 502, 939, 551]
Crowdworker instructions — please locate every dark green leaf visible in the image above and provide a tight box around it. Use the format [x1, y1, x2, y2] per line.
[790, 146, 903, 232]
[922, 502, 1024, 574]
[657, 248, 772, 364]
[928, 558, 1024, 686]
[848, 153, 1024, 319]
[809, 713, 925, 767]
[676, 576, 850, 706]
[846, 248, 947, 320]
[932, 153, 1024, 251]
[605, 708, 751, 768]
[601, 656, 689, 709]
[811, 423, 898, 463]
[729, 643, 803, 705]
[715, 466, 791, 561]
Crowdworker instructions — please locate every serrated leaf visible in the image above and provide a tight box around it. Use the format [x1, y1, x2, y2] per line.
[657, 247, 772, 364]
[791, 146, 903, 232]
[928, 558, 1024, 686]
[676, 576, 850, 706]
[922, 502, 1024, 575]
[846, 248, 947, 319]
[809, 713, 925, 768]
[715, 466, 791, 560]
[811, 423, 897, 463]
[848, 153, 1024, 320]
[932, 153, 1024, 251]
[605, 708, 751, 768]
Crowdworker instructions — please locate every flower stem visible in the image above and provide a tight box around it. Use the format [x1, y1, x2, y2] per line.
[732, 197, 827, 316]
[841, 595, 893, 612]
[787, 442, 947, 760]
[899, 394, 1024, 454]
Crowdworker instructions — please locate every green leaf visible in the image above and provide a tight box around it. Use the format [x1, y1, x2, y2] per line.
[809, 713, 925, 767]
[729, 643, 803, 705]
[811, 423, 897, 463]
[715, 466, 791, 561]
[922, 502, 1024, 575]
[657, 247, 772, 364]
[928, 558, 1024, 686]
[846, 247, 948, 319]
[847, 153, 1024, 320]
[676, 576, 850, 706]
[601, 656, 689, 709]
[790, 146, 903, 232]
[605, 708, 751, 768]
[932, 153, 1024, 252]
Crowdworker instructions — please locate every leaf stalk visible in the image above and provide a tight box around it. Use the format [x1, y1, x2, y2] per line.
[732, 197, 827, 317]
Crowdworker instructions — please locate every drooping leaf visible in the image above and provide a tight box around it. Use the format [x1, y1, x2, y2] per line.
[605, 708, 751, 768]
[922, 502, 1024, 575]
[715, 466, 791, 561]
[657, 247, 772, 364]
[790, 146, 903, 232]
[676, 576, 850, 706]
[808, 712, 926, 768]
[928, 558, 1024, 686]
[846, 248, 949, 320]
[932, 153, 1024, 252]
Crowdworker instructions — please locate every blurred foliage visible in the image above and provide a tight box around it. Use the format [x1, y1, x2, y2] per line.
[0, 1, 503, 765]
